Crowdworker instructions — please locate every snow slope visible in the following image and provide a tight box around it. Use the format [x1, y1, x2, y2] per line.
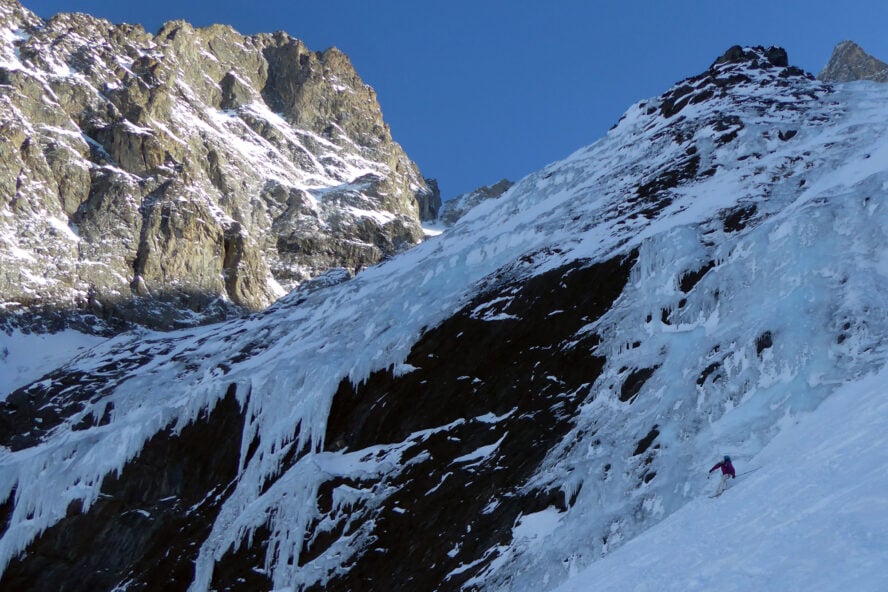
[0, 329, 105, 396]
[2, 47, 888, 591]
[554, 367, 888, 592]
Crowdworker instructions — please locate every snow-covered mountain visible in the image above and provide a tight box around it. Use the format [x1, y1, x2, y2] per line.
[2, 43, 888, 592]
[0, 0, 438, 331]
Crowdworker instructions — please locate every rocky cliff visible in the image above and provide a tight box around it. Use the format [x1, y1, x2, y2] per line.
[818, 40, 888, 83]
[0, 0, 437, 330]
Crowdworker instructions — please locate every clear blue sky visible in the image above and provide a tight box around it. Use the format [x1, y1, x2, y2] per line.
[23, 0, 888, 198]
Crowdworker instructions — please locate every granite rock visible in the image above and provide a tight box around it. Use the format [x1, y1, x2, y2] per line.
[818, 40, 888, 83]
[0, 0, 436, 330]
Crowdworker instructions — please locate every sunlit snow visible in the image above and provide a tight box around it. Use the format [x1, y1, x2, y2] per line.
[0, 330, 105, 397]
[554, 367, 888, 592]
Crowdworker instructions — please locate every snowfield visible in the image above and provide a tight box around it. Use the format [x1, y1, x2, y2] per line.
[0, 329, 105, 396]
[555, 367, 888, 592]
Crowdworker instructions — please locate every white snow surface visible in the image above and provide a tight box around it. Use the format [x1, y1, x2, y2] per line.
[0, 329, 105, 397]
[2, 53, 888, 591]
[553, 367, 888, 592]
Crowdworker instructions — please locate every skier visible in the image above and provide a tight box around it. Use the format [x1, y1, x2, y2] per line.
[708, 455, 735, 497]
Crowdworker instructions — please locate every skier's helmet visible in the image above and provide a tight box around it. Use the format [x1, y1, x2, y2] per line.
[724, 455, 731, 462]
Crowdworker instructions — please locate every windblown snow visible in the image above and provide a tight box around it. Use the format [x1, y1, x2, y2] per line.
[2, 46, 888, 591]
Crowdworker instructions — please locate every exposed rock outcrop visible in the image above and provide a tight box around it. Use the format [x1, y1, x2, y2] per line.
[818, 40, 888, 83]
[0, 0, 436, 330]
[417, 176, 442, 221]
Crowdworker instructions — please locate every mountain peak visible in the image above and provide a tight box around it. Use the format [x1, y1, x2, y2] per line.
[0, 0, 435, 331]
[711, 45, 789, 69]
[645, 44, 813, 122]
[818, 40, 888, 82]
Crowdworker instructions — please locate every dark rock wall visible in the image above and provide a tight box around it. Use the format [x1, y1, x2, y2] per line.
[216, 252, 635, 591]
[0, 251, 635, 592]
[0, 386, 247, 592]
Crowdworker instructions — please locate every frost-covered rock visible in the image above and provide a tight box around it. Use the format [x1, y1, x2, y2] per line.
[3, 44, 888, 592]
[0, 0, 435, 330]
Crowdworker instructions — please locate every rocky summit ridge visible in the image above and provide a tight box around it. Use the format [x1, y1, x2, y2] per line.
[0, 0, 438, 331]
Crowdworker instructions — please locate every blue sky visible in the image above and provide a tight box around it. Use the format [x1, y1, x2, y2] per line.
[23, 0, 888, 198]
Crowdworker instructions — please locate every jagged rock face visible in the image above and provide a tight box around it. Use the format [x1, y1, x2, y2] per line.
[1, 387, 246, 592]
[5, 45, 888, 592]
[438, 178, 513, 226]
[0, 0, 434, 330]
[818, 40, 888, 82]
[418, 176, 442, 221]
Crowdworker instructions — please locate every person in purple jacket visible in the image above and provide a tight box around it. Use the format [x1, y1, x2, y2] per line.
[709, 455, 735, 497]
